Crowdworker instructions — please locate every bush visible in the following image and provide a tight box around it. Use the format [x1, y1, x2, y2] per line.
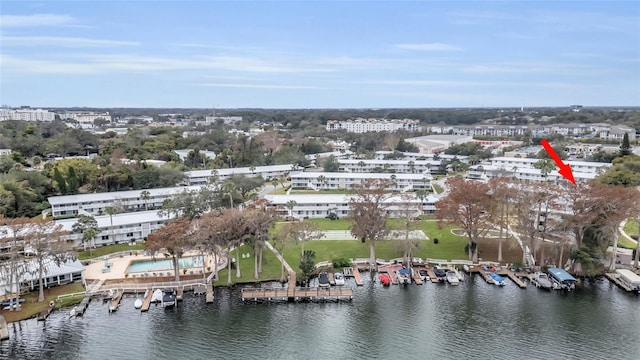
[332, 257, 351, 268]
[433, 238, 439, 244]
[326, 213, 339, 221]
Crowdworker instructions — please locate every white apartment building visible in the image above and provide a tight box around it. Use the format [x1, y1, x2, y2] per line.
[264, 193, 438, 219]
[467, 164, 599, 183]
[203, 116, 243, 125]
[0, 149, 12, 156]
[183, 164, 299, 185]
[57, 210, 174, 247]
[47, 185, 205, 217]
[488, 157, 611, 174]
[0, 108, 55, 122]
[326, 118, 422, 133]
[338, 159, 439, 174]
[60, 111, 112, 124]
[374, 151, 468, 162]
[173, 149, 217, 162]
[291, 172, 432, 192]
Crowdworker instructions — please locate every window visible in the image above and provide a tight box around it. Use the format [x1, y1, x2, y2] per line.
[126, 232, 134, 237]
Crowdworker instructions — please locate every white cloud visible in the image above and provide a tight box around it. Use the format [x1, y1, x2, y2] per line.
[0, 14, 74, 27]
[1, 36, 139, 47]
[394, 43, 463, 51]
[197, 83, 320, 90]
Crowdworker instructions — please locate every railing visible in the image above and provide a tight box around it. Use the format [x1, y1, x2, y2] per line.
[92, 279, 208, 294]
[57, 291, 88, 301]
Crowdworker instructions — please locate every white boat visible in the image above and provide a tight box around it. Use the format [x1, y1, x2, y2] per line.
[151, 289, 163, 303]
[446, 271, 460, 285]
[531, 272, 552, 290]
[396, 268, 411, 285]
[334, 272, 345, 286]
[134, 298, 143, 309]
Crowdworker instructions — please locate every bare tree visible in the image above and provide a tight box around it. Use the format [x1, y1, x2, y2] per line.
[245, 206, 277, 279]
[348, 178, 393, 271]
[395, 193, 421, 267]
[288, 221, 323, 258]
[2, 216, 30, 311]
[273, 223, 296, 282]
[436, 177, 493, 262]
[145, 218, 193, 282]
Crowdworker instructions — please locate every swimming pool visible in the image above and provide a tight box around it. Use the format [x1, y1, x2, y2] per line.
[127, 256, 204, 273]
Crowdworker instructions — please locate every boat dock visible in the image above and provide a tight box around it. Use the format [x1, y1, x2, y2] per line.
[0, 315, 9, 341]
[469, 266, 527, 288]
[109, 291, 123, 313]
[412, 270, 424, 285]
[605, 273, 635, 292]
[76, 297, 90, 316]
[287, 271, 296, 298]
[241, 287, 353, 303]
[205, 283, 214, 303]
[387, 270, 399, 285]
[176, 287, 184, 301]
[327, 272, 336, 286]
[37, 301, 55, 321]
[425, 268, 439, 282]
[502, 270, 527, 288]
[140, 289, 154, 312]
[351, 267, 363, 286]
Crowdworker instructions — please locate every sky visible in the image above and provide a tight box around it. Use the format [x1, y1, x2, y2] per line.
[1, 1, 639, 108]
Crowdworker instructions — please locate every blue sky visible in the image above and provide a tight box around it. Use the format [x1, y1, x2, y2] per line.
[1, 1, 639, 108]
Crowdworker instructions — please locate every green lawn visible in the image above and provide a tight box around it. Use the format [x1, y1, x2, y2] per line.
[78, 243, 145, 260]
[432, 183, 444, 194]
[2, 282, 85, 323]
[213, 244, 284, 286]
[279, 219, 468, 269]
[624, 219, 638, 237]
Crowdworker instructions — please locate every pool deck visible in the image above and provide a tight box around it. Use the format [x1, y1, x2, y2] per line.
[84, 252, 219, 281]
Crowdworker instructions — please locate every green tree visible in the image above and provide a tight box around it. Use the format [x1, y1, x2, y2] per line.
[533, 159, 556, 179]
[322, 155, 340, 172]
[299, 249, 316, 285]
[620, 132, 632, 157]
[72, 215, 99, 255]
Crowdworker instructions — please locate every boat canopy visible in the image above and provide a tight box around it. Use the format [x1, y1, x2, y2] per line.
[398, 268, 410, 276]
[547, 268, 577, 283]
[616, 269, 640, 286]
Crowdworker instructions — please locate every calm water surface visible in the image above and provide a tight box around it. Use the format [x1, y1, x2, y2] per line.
[2, 274, 639, 360]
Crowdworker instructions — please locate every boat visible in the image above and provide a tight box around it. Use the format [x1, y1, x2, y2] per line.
[334, 272, 345, 286]
[318, 272, 330, 288]
[433, 267, 447, 283]
[531, 272, 553, 290]
[488, 272, 506, 286]
[547, 267, 577, 291]
[396, 267, 411, 285]
[134, 298, 143, 309]
[69, 306, 78, 318]
[1, 298, 25, 307]
[418, 269, 429, 282]
[150, 289, 163, 303]
[379, 273, 391, 286]
[162, 289, 176, 308]
[446, 271, 460, 285]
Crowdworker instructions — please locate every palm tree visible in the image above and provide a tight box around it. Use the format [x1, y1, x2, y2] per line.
[408, 160, 415, 174]
[358, 160, 365, 173]
[140, 190, 151, 211]
[104, 206, 118, 243]
[285, 200, 297, 219]
[317, 175, 326, 190]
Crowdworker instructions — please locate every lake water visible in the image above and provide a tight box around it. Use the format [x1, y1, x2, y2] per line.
[2, 274, 639, 360]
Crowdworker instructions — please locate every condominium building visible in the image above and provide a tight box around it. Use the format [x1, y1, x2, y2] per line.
[337, 159, 439, 174]
[264, 193, 438, 219]
[488, 157, 611, 174]
[291, 172, 432, 192]
[326, 118, 422, 133]
[0, 108, 55, 122]
[183, 164, 299, 185]
[60, 111, 112, 124]
[47, 185, 205, 217]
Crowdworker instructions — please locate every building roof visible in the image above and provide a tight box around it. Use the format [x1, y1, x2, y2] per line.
[265, 193, 438, 205]
[55, 210, 174, 231]
[185, 164, 296, 178]
[547, 267, 577, 282]
[338, 159, 441, 166]
[292, 172, 432, 180]
[47, 185, 205, 205]
[0, 256, 84, 293]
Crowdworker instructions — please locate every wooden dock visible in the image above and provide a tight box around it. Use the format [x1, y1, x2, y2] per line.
[476, 268, 494, 284]
[388, 270, 399, 285]
[425, 268, 439, 283]
[500, 270, 527, 288]
[0, 315, 9, 340]
[37, 301, 55, 321]
[351, 267, 363, 286]
[412, 269, 424, 285]
[176, 287, 184, 301]
[109, 290, 123, 313]
[328, 272, 335, 286]
[205, 283, 214, 303]
[76, 297, 90, 316]
[140, 289, 153, 312]
[241, 287, 353, 303]
[605, 273, 635, 292]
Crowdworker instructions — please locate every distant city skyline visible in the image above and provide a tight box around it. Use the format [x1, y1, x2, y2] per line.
[1, 1, 639, 108]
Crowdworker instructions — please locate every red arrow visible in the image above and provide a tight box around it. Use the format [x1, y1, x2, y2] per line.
[541, 139, 576, 185]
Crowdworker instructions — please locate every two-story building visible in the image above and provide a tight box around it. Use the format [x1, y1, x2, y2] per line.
[290, 172, 432, 192]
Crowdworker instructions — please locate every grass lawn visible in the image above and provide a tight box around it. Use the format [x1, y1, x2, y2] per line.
[624, 219, 638, 237]
[432, 183, 444, 194]
[1, 282, 85, 323]
[78, 243, 145, 260]
[617, 235, 637, 250]
[213, 244, 284, 286]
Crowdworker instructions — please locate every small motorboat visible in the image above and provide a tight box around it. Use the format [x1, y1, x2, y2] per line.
[334, 272, 345, 286]
[418, 269, 429, 282]
[446, 271, 460, 285]
[134, 298, 143, 309]
[433, 267, 447, 283]
[379, 273, 391, 286]
[489, 272, 506, 286]
[162, 289, 176, 308]
[396, 267, 411, 285]
[531, 272, 553, 290]
[318, 272, 330, 288]
[151, 289, 163, 303]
